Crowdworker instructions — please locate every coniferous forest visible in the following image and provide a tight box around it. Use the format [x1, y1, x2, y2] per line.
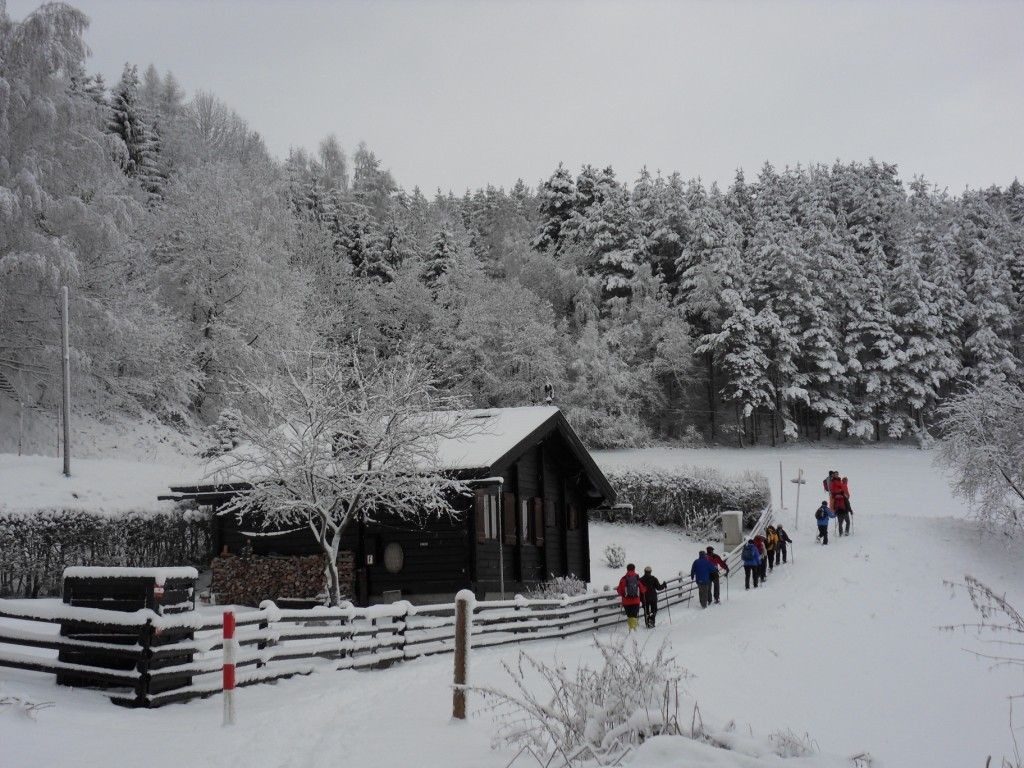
[3, 3, 1023, 449]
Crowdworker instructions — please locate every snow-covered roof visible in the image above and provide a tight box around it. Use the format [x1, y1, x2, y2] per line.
[63, 566, 199, 584]
[169, 405, 614, 503]
[423, 405, 560, 471]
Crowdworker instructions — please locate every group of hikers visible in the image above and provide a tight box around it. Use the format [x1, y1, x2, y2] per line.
[615, 469, 856, 629]
[814, 470, 853, 545]
[615, 524, 796, 629]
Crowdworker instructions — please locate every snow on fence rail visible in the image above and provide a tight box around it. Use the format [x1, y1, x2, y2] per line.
[0, 508, 772, 708]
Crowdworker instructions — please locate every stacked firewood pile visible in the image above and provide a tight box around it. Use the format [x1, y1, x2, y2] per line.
[211, 551, 354, 606]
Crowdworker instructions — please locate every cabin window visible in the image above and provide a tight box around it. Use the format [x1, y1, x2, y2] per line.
[567, 504, 580, 531]
[520, 498, 531, 543]
[476, 491, 502, 542]
[383, 543, 404, 573]
[483, 494, 500, 540]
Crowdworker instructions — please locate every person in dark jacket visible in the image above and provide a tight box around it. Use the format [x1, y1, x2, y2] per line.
[815, 500, 831, 545]
[640, 566, 666, 627]
[764, 526, 779, 572]
[775, 524, 793, 564]
[616, 563, 647, 630]
[705, 546, 729, 604]
[741, 539, 761, 589]
[690, 551, 718, 609]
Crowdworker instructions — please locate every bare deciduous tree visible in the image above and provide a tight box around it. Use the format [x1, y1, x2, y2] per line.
[937, 379, 1024, 537]
[215, 346, 471, 605]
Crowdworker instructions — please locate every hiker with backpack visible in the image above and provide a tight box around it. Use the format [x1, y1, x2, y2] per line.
[616, 563, 647, 630]
[775, 524, 794, 564]
[764, 525, 780, 572]
[689, 551, 718, 609]
[640, 566, 666, 627]
[753, 534, 769, 582]
[741, 539, 762, 589]
[835, 476, 853, 536]
[815, 500, 832, 545]
[824, 470, 839, 505]
[705, 546, 730, 605]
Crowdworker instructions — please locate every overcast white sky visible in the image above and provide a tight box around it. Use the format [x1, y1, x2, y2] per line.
[10, 0, 1024, 193]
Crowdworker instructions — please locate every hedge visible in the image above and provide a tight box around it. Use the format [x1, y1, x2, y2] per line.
[598, 466, 771, 535]
[0, 508, 213, 598]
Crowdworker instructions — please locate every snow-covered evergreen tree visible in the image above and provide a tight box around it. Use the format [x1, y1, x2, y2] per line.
[421, 226, 459, 292]
[108, 63, 165, 202]
[532, 163, 578, 254]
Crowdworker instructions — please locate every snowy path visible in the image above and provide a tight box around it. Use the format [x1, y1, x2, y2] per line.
[2, 447, 1021, 767]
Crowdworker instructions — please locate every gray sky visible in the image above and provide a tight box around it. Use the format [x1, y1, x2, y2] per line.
[10, 0, 1024, 193]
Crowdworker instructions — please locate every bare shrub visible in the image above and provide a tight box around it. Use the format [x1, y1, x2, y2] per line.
[603, 543, 625, 569]
[471, 636, 688, 766]
[527, 574, 588, 599]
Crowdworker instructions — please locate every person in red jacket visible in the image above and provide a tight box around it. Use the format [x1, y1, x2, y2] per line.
[835, 476, 852, 536]
[753, 535, 769, 583]
[705, 546, 730, 604]
[616, 563, 647, 631]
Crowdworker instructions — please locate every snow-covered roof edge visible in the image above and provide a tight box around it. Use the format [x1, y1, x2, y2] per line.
[481, 408, 617, 506]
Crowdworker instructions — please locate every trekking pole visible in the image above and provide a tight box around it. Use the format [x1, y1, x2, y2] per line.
[664, 582, 674, 625]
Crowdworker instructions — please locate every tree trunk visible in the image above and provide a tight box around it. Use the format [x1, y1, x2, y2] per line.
[322, 536, 344, 607]
[705, 352, 716, 440]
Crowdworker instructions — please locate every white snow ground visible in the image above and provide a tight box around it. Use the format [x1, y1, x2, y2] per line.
[1, 446, 1021, 767]
[0, 453, 198, 515]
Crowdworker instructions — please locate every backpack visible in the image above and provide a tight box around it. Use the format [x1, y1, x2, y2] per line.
[742, 543, 755, 561]
[815, 506, 827, 521]
[767, 530, 778, 548]
[625, 573, 640, 598]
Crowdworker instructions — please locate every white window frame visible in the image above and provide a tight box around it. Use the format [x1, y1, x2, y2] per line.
[483, 494, 500, 541]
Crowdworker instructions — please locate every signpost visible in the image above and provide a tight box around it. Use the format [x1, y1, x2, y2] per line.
[790, 468, 807, 530]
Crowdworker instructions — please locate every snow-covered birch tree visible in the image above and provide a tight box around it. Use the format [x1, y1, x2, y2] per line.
[217, 346, 472, 605]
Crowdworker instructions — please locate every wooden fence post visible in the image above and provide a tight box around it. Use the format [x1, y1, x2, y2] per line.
[135, 618, 154, 708]
[223, 610, 236, 726]
[452, 590, 474, 720]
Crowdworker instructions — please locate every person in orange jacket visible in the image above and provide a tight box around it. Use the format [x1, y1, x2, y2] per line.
[616, 563, 647, 630]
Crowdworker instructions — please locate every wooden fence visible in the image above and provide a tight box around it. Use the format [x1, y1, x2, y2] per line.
[0, 509, 772, 708]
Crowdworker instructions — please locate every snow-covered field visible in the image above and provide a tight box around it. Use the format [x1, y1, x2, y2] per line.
[2, 446, 1020, 767]
[0, 453, 198, 515]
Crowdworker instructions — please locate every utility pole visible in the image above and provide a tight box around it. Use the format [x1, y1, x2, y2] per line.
[61, 285, 71, 478]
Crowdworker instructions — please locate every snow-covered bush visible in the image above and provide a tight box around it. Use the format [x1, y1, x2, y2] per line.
[527, 574, 588, 599]
[472, 636, 688, 765]
[0, 507, 212, 598]
[472, 637, 858, 767]
[600, 466, 770, 535]
[603, 543, 625, 569]
[200, 407, 243, 457]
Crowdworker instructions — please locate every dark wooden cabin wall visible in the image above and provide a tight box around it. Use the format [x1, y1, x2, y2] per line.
[211, 418, 602, 603]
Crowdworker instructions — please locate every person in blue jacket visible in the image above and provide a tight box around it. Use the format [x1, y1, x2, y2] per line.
[815, 500, 832, 545]
[690, 551, 718, 608]
[741, 538, 762, 589]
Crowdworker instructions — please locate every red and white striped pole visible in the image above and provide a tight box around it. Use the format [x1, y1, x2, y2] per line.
[222, 610, 236, 726]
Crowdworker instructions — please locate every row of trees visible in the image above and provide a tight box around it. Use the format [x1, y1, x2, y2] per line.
[2, 2, 1022, 449]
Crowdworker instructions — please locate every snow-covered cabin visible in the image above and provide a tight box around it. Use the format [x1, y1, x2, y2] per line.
[164, 406, 615, 605]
